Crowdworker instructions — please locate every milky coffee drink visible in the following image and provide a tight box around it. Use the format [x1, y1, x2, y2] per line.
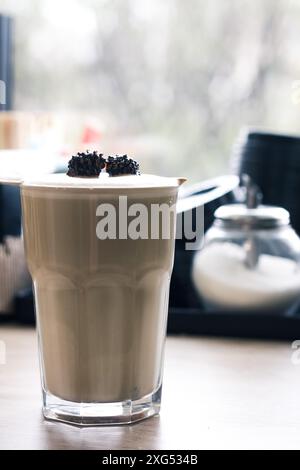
[21, 163, 184, 425]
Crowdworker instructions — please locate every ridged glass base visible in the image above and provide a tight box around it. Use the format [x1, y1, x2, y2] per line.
[42, 386, 162, 426]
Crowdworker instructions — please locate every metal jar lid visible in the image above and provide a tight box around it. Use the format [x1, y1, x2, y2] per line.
[215, 204, 290, 230]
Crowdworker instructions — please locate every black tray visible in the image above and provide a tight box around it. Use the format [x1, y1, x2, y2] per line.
[167, 308, 300, 340]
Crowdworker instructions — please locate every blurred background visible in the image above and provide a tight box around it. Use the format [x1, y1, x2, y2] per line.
[1, 0, 300, 181]
[2, 0, 300, 335]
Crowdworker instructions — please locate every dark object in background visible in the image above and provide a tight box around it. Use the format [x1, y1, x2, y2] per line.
[15, 287, 34, 325]
[233, 129, 300, 235]
[0, 184, 21, 243]
[169, 175, 239, 309]
[167, 308, 300, 340]
[0, 15, 18, 243]
[0, 14, 13, 111]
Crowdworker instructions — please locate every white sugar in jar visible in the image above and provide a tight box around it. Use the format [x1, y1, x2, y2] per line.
[192, 198, 300, 313]
[193, 242, 300, 311]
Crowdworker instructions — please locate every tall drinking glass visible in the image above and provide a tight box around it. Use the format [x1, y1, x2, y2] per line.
[21, 174, 184, 425]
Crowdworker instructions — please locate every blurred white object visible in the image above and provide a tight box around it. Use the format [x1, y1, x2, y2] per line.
[0, 236, 31, 313]
[192, 180, 300, 313]
[193, 242, 300, 311]
[0, 148, 59, 315]
[0, 112, 64, 150]
[0, 149, 59, 182]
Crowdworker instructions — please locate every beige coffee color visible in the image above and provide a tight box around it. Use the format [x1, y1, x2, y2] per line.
[21, 175, 180, 403]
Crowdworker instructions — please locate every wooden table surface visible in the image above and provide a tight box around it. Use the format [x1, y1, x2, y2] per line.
[0, 325, 300, 450]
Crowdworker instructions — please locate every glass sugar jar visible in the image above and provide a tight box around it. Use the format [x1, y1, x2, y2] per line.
[192, 177, 300, 313]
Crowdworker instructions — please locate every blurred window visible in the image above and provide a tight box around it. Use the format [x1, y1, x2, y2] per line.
[0, 0, 298, 182]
